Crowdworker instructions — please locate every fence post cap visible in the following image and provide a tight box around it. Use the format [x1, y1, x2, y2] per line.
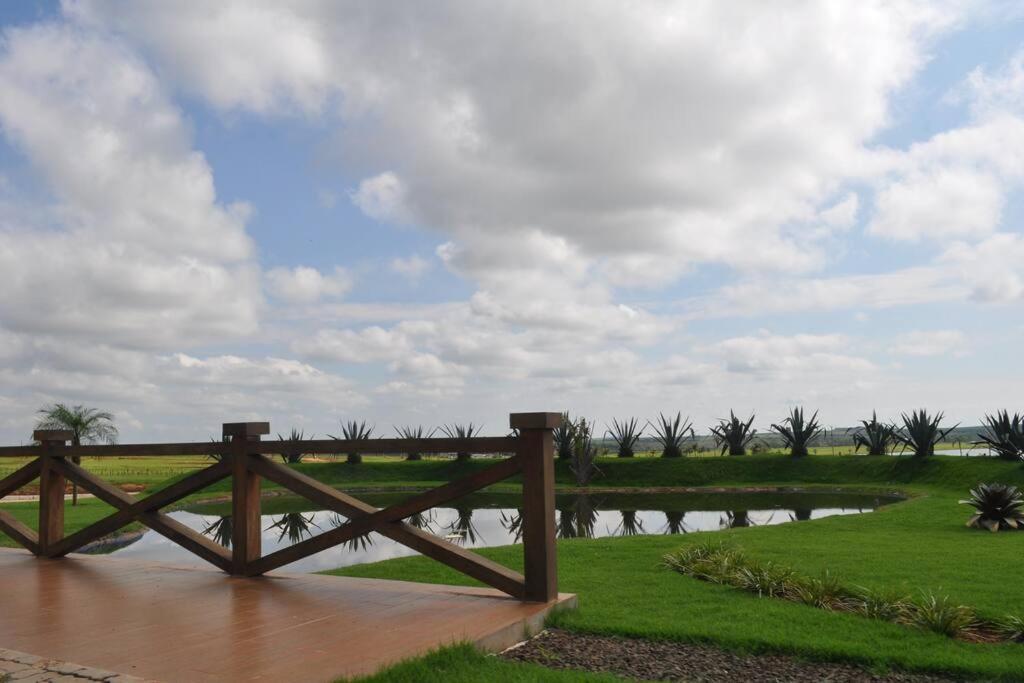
[509, 413, 563, 430]
[33, 429, 73, 442]
[222, 422, 270, 438]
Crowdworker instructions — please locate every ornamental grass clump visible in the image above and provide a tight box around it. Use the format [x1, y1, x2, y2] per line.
[850, 586, 912, 622]
[790, 570, 851, 610]
[905, 592, 979, 639]
[277, 428, 311, 464]
[770, 407, 822, 458]
[896, 409, 956, 458]
[975, 411, 1024, 461]
[709, 411, 756, 456]
[961, 482, 1024, 532]
[647, 412, 694, 458]
[606, 417, 643, 458]
[850, 411, 897, 456]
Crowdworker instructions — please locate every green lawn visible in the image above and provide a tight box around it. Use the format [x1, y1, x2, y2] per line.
[4, 454, 1024, 680]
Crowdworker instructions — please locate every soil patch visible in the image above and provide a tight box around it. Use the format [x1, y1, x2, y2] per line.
[501, 629, 959, 683]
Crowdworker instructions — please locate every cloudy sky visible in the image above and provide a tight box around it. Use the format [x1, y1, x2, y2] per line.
[1, 1, 1022, 443]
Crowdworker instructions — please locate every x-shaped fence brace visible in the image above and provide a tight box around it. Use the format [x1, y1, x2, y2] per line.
[0, 412, 561, 602]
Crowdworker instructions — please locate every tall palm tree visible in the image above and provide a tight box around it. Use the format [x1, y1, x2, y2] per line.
[36, 403, 118, 505]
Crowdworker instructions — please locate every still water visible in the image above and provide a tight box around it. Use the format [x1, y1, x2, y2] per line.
[85, 490, 900, 573]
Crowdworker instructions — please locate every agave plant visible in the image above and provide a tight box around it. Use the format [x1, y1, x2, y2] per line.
[558, 494, 600, 539]
[662, 510, 688, 535]
[443, 503, 480, 545]
[710, 411, 756, 456]
[329, 420, 374, 464]
[895, 410, 957, 458]
[606, 417, 643, 458]
[850, 411, 897, 456]
[499, 509, 524, 543]
[441, 423, 482, 461]
[647, 412, 694, 458]
[202, 516, 232, 548]
[975, 411, 1024, 461]
[961, 483, 1024, 532]
[277, 428, 312, 464]
[569, 418, 602, 486]
[770, 407, 822, 458]
[329, 512, 375, 551]
[394, 425, 436, 460]
[553, 412, 577, 460]
[615, 509, 646, 537]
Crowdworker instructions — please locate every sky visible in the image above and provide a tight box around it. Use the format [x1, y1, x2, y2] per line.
[0, 1, 1023, 443]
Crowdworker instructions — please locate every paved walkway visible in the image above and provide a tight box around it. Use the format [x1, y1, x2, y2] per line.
[0, 649, 145, 682]
[0, 548, 574, 682]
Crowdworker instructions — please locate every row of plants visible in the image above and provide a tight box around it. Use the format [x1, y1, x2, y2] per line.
[275, 421, 484, 464]
[591, 408, 1024, 460]
[663, 540, 1024, 643]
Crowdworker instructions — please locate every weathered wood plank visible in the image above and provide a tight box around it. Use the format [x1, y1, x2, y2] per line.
[0, 457, 41, 499]
[230, 446, 261, 575]
[38, 457, 65, 555]
[55, 459, 231, 572]
[47, 460, 232, 557]
[247, 455, 522, 575]
[519, 426, 558, 602]
[246, 457, 525, 596]
[0, 436, 518, 459]
[0, 509, 39, 553]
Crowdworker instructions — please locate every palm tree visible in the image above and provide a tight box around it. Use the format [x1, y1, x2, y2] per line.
[36, 403, 118, 505]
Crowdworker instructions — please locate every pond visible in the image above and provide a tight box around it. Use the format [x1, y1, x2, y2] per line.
[83, 490, 901, 573]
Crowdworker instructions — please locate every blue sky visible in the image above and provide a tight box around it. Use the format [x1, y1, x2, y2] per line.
[0, 1, 1022, 442]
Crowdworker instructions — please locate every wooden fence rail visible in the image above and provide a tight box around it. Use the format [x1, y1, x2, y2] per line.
[0, 412, 562, 602]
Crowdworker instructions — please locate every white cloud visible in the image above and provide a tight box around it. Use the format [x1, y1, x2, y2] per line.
[265, 265, 352, 304]
[712, 333, 873, 378]
[889, 330, 967, 356]
[389, 254, 430, 280]
[350, 172, 411, 224]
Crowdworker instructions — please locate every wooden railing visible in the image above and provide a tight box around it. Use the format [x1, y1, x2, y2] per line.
[0, 412, 561, 602]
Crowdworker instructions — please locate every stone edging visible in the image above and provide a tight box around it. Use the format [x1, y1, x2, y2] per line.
[0, 648, 150, 683]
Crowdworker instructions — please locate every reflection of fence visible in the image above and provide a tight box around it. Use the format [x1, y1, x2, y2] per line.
[0, 412, 562, 602]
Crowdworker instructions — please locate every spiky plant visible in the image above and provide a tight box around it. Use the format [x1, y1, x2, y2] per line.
[961, 483, 1024, 532]
[559, 494, 599, 538]
[662, 510, 687, 535]
[499, 509, 524, 543]
[615, 509, 646, 537]
[975, 411, 1024, 461]
[895, 409, 957, 458]
[266, 512, 319, 544]
[277, 428, 311, 464]
[329, 420, 374, 464]
[907, 592, 979, 638]
[722, 509, 751, 528]
[440, 423, 482, 461]
[394, 425, 436, 460]
[329, 513, 375, 551]
[553, 412, 577, 460]
[606, 417, 643, 458]
[202, 516, 233, 548]
[569, 418, 601, 486]
[36, 403, 118, 505]
[647, 412, 694, 458]
[850, 411, 897, 456]
[770, 407, 822, 458]
[709, 411, 756, 456]
[444, 504, 479, 545]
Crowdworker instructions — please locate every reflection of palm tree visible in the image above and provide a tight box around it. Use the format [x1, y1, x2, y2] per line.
[444, 504, 480, 545]
[267, 512, 320, 544]
[405, 509, 436, 533]
[329, 513, 375, 551]
[614, 509, 645, 537]
[662, 510, 687, 535]
[721, 510, 750, 529]
[558, 495, 599, 539]
[202, 516, 232, 548]
[499, 509, 524, 542]
[790, 508, 813, 522]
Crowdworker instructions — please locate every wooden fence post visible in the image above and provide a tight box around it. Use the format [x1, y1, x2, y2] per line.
[224, 422, 268, 575]
[34, 429, 72, 556]
[511, 412, 561, 602]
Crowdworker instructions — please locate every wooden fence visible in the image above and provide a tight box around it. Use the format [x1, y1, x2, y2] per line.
[0, 412, 561, 602]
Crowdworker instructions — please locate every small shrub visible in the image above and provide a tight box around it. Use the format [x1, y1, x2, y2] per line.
[710, 411, 756, 456]
[994, 614, 1024, 642]
[789, 570, 851, 610]
[850, 586, 912, 621]
[329, 420, 374, 464]
[961, 482, 1024, 532]
[906, 592, 978, 639]
[895, 409, 956, 458]
[276, 428, 311, 464]
[606, 417, 643, 458]
[975, 411, 1024, 461]
[850, 411, 897, 456]
[441, 423, 482, 461]
[553, 412, 577, 460]
[770, 407, 822, 458]
[648, 412, 694, 458]
[394, 425, 435, 460]
[569, 418, 601, 486]
[736, 561, 797, 599]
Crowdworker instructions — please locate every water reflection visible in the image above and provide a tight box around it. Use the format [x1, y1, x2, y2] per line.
[90, 490, 898, 573]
